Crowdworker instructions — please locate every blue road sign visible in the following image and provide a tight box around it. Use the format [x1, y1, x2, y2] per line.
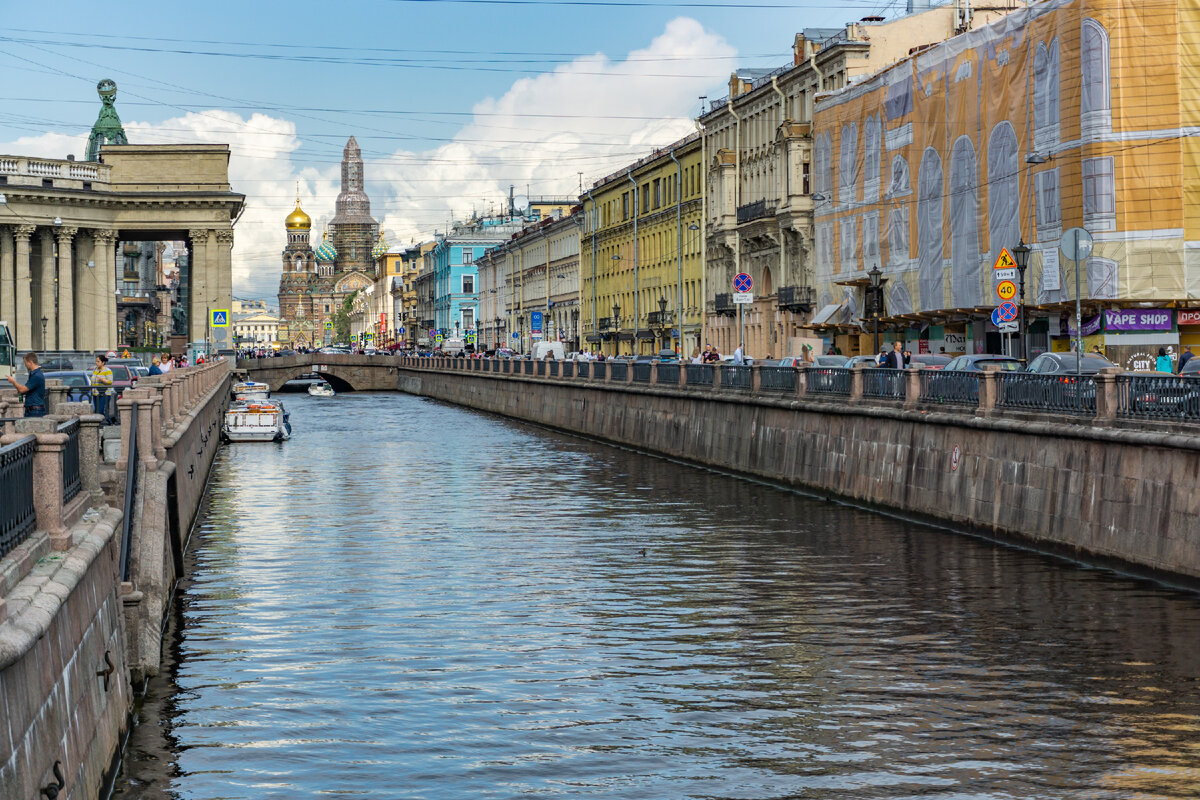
[733, 272, 753, 293]
[998, 301, 1018, 322]
[512, 332, 519, 339]
[991, 307, 1004, 326]
[531, 311, 543, 331]
[210, 309, 229, 328]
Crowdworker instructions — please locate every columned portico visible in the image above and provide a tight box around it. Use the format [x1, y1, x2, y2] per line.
[13, 225, 35, 350]
[189, 228, 210, 344]
[38, 229, 55, 349]
[57, 227, 76, 349]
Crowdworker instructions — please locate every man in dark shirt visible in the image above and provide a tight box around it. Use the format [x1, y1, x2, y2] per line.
[1179, 345, 1194, 373]
[7, 352, 47, 417]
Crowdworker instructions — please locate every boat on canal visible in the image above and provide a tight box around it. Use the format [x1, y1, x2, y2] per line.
[307, 380, 335, 397]
[232, 381, 271, 403]
[222, 401, 291, 442]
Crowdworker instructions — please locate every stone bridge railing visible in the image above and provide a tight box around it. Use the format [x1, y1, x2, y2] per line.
[0, 359, 231, 800]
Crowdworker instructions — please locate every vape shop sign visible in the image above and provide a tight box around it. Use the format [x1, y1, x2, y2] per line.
[1104, 308, 1173, 331]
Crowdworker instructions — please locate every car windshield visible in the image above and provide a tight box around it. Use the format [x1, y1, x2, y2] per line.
[984, 360, 1024, 371]
[109, 365, 131, 381]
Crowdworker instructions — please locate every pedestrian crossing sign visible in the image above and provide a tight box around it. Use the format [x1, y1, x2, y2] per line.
[324, 321, 333, 331]
[211, 309, 229, 328]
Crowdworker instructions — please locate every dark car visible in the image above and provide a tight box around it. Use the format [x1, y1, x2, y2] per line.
[1001, 352, 1118, 412]
[943, 355, 1024, 372]
[909, 354, 952, 370]
[924, 356, 1024, 404]
[1026, 353, 1116, 375]
[42, 370, 92, 402]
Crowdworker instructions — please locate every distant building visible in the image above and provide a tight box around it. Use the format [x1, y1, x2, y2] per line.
[233, 310, 281, 347]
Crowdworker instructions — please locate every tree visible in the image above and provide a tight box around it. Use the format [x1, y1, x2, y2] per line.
[331, 290, 358, 343]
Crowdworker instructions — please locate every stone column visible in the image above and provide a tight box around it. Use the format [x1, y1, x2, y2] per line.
[0, 226, 14, 333]
[649, 363, 658, 386]
[795, 367, 807, 400]
[214, 230, 235, 349]
[10, 418, 70, 549]
[74, 232, 95, 351]
[38, 229, 55, 349]
[93, 229, 118, 351]
[13, 225, 35, 351]
[56, 227, 76, 350]
[850, 363, 865, 403]
[978, 365, 998, 416]
[45, 379, 67, 414]
[1095, 368, 1120, 422]
[904, 366, 922, 409]
[189, 229, 210, 344]
[751, 364, 762, 393]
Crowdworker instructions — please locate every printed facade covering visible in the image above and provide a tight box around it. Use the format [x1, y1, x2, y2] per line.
[811, 0, 1200, 332]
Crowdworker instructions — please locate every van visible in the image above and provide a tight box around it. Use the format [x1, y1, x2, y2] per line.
[440, 337, 466, 355]
[0, 321, 15, 381]
[530, 341, 565, 361]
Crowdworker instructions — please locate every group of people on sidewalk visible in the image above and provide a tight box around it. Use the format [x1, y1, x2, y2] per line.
[5, 350, 196, 419]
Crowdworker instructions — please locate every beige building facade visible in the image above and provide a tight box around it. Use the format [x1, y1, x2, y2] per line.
[699, 3, 1018, 358]
[0, 145, 242, 352]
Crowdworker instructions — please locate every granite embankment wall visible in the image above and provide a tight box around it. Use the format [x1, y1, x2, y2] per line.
[397, 365, 1200, 583]
[0, 361, 230, 800]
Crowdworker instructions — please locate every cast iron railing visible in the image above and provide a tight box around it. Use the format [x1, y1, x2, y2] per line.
[686, 363, 714, 386]
[577, 361, 591, 379]
[714, 294, 736, 316]
[722, 365, 752, 390]
[633, 363, 652, 383]
[608, 362, 628, 382]
[0, 435, 37, 559]
[862, 368, 905, 399]
[657, 363, 680, 385]
[59, 418, 81, 504]
[736, 199, 774, 224]
[997, 372, 1095, 415]
[561, 361, 574, 378]
[759, 366, 796, 392]
[777, 285, 815, 312]
[920, 370, 980, 406]
[1116, 374, 1200, 421]
[806, 367, 852, 396]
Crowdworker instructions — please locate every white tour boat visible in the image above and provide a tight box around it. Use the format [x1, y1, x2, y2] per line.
[222, 401, 291, 442]
[307, 380, 335, 397]
[232, 381, 271, 403]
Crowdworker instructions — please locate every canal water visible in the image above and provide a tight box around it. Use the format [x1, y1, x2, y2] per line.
[111, 392, 1200, 800]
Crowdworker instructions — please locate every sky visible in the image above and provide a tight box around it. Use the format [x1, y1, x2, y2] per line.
[1, 0, 910, 300]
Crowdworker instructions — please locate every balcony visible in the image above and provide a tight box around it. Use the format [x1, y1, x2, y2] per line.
[736, 200, 775, 225]
[598, 316, 618, 331]
[777, 285, 815, 312]
[714, 294, 736, 317]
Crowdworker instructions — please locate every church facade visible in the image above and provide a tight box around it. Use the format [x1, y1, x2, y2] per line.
[277, 137, 380, 347]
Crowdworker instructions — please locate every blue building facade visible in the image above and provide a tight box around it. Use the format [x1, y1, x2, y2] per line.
[428, 216, 529, 340]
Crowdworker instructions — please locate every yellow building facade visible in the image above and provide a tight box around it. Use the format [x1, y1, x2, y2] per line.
[580, 132, 704, 356]
[811, 0, 1200, 358]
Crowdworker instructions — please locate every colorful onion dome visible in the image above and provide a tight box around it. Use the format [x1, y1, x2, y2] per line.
[315, 230, 337, 262]
[372, 231, 388, 260]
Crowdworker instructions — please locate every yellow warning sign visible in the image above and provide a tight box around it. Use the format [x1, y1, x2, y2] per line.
[993, 247, 1016, 271]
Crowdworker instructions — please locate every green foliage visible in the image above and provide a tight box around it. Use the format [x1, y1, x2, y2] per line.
[331, 290, 359, 342]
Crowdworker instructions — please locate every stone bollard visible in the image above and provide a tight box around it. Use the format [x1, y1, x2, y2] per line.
[679, 361, 688, 388]
[137, 394, 160, 465]
[7, 418, 71, 549]
[649, 363, 659, 386]
[45, 379, 68, 414]
[751, 364, 762, 394]
[712, 365, 723, 393]
[850, 363, 867, 403]
[58, 402, 104, 500]
[904, 366, 923, 409]
[977, 364, 999, 416]
[795, 366, 807, 400]
[1095, 367, 1121, 422]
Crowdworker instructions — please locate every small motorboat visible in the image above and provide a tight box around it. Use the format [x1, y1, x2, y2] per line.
[307, 380, 335, 397]
[222, 401, 291, 442]
[232, 381, 271, 403]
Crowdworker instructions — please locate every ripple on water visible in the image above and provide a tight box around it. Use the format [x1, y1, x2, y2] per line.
[111, 392, 1200, 800]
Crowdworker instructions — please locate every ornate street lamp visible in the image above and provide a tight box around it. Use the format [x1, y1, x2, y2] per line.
[612, 302, 621, 356]
[657, 295, 669, 349]
[494, 316, 502, 349]
[1012, 239, 1031, 363]
[867, 264, 882, 355]
[40, 316, 48, 349]
[571, 308, 579, 351]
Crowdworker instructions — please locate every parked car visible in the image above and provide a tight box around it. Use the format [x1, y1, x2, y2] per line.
[1002, 353, 1117, 411]
[776, 355, 849, 368]
[719, 355, 755, 366]
[42, 370, 92, 402]
[108, 363, 137, 394]
[844, 355, 881, 368]
[1122, 371, 1200, 417]
[942, 355, 1024, 372]
[909, 354, 953, 370]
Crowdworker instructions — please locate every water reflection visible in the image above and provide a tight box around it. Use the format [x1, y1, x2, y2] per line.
[112, 392, 1200, 799]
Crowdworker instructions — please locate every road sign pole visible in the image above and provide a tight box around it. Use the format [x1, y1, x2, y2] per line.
[1074, 254, 1082, 376]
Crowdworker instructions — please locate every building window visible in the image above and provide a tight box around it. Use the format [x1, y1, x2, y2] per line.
[1033, 39, 1061, 150]
[987, 121, 1019, 279]
[1081, 19, 1112, 136]
[838, 122, 858, 205]
[622, 193, 629, 220]
[862, 114, 881, 203]
[916, 148, 942, 307]
[949, 136, 979, 307]
[462, 274, 475, 293]
[888, 155, 911, 198]
[653, 178, 661, 208]
[1082, 156, 1116, 230]
[862, 212, 880, 270]
[1035, 168, 1061, 240]
[839, 216, 857, 272]
[461, 308, 475, 330]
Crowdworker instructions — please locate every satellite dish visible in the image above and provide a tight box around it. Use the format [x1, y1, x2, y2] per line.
[512, 195, 530, 214]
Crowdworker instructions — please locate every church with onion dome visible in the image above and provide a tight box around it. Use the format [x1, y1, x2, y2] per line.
[277, 137, 381, 347]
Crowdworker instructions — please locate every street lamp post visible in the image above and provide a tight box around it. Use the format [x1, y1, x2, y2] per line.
[40, 316, 48, 352]
[494, 317, 502, 350]
[1012, 239, 1031, 363]
[657, 295, 668, 351]
[867, 264, 882, 356]
[571, 308, 579, 352]
[612, 302, 621, 357]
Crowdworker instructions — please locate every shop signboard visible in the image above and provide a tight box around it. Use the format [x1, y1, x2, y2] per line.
[1179, 310, 1200, 326]
[1103, 308, 1173, 331]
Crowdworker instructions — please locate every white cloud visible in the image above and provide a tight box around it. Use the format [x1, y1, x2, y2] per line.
[0, 17, 735, 301]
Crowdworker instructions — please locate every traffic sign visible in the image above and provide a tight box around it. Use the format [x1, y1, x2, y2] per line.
[996, 280, 1017, 301]
[324, 321, 333, 330]
[531, 311, 543, 331]
[998, 301, 1018, 321]
[990, 307, 1004, 326]
[993, 268, 1017, 281]
[435, 334, 443, 343]
[733, 272, 753, 293]
[733, 292, 754, 304]
[1060, 227, 1094, 261]
[993, 247, 1016, 271]
[512, 332, 519, 339]
[997, 321, 1019, 333]
[398, 327, 406, 334]
[210, 309, 229, 328]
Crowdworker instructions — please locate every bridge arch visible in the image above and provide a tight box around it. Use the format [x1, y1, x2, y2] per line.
[239, 353, 400, 393]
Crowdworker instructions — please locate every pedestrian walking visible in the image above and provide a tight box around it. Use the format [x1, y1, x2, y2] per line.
[1179, 345, 1193, 373]
[91, 354, 114, 419]
[732, 345, 745, 365]
[1156, 347, 1173, 373]
[690, 347, 703, 364]
[875, 347, 888, 366]
[884, 340, 908, 369]
[6, 352, 47, 417]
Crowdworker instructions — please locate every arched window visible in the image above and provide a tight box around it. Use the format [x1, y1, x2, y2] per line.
[888, 277, 914, 316]
[889, 155, 911, 198]
[838, 122, 858, 204]
[1032, 40, 1061, 150]
[840, 217, 858, 272]
[814, 133, 833, 206]
[949, 136, 980, 307]
[1081, 19, 1111, 136]
[987, 121, 1020, 277]
[917, 147, 944, 310]
[863, 114, 882, 203]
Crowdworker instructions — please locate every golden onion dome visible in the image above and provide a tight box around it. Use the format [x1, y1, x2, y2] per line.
[286, 199, 312, 230]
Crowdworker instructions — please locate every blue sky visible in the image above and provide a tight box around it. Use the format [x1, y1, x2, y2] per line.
[1, 0, 903, 298]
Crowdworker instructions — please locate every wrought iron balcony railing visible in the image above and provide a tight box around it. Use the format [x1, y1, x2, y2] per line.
[777, 285, 815, 312]
[736, 199, 774, 224]
[647, 310, 674, 327]
[714, 293, 736, 317]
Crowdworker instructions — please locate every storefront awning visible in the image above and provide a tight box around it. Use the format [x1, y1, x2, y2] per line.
[809, 303, 844, 326]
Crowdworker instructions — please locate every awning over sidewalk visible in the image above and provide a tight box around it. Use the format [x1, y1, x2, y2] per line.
[808, 303, 845, 326]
